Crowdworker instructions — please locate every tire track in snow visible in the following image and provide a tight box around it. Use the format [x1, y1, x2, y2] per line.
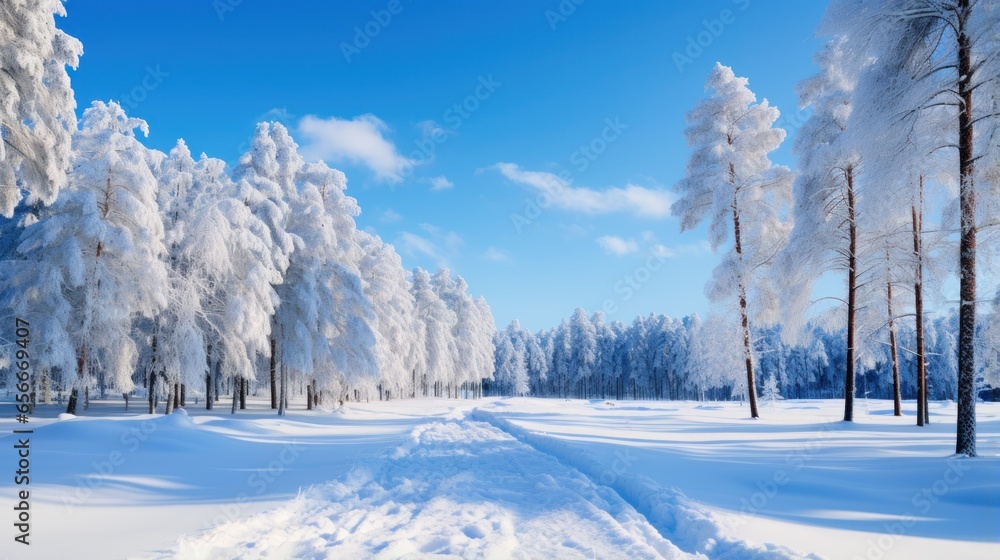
[470, 409, 820, 560]
[169, 417, 692, 559]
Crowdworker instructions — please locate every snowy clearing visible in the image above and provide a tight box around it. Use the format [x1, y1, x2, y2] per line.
[1, 397, 997, 559]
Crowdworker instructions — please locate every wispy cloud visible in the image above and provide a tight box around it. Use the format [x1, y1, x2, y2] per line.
[398, 223, 463, 267]
[483, 247, 511, 262]
[427, 175, 454, 191]
[379, 208, 402, 223]
[596, 235, 639, 256]
[297, 114, 416, 182]
[492, 162, 674, 218]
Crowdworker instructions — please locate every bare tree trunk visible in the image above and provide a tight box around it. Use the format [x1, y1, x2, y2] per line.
[955, 0, 976, 456]
[239, 377, 247, 410]
[205, 373, 213, 410]
[173, 382, 180, 410]
[66, 343, 87, 415]
[844, 166, 858, 422]
[269, 335, 278, 409]
[730, 170, 759, 420]
[278, 324, 287, 416]
[278, 365, 287, 416]
[307, 382, 313, 410]
[149, 336, 157, 414]
[180, 384, 186, 407]
[887, 252, 902, 416]
[165, 383, 174, 414]
[231, 378, 239, 414]
[205, 344, 214, 410]
[913, 185, 928, 427]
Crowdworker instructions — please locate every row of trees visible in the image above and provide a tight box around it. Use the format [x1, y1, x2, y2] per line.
[0, 3, 497, 415]
[491, 307, 990, 406]
[0, 101, 496, 414]
[669, 1, 999, 456]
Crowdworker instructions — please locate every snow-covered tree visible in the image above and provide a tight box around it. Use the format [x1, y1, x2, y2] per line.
[412, 267, 457, 396]
[0, 0, 82, 217]
[494, 321, 529, 396]
[358, 232, 424, 399]
[779, 38, 872, 423]
[166, 150, 281, 412]
[822, 0, 1000, 455]
[233, 122, 294, 407]
[569, 307, 597, 398]
[672, 63, 794, 418]
[761, 373, 782, 409]
[12, 102, 168, 414]
[266, 127, 378, 413]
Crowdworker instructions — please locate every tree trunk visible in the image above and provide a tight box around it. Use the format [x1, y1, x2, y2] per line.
[231, 379, 239, 414]
[307, 383, 313, 410]
[844, 166, 858, 422]
[913, 186, 928, 427]
[205, 373, 213, 410]
[205, 344, 214, 410]
[955, 0, 976, 456]
[278, 365, 287, 416]
[165, 383, 174, 415]
[731, 174, 759, 420]
[173, 382, 180, 410]
[239, 378, 247, 410]
[180, 383, 186, 407]
[887, 258, 902, 416]
[66, 343, 87, 415]
[149, 336, 157, 414]
[270, 335, 278, 409]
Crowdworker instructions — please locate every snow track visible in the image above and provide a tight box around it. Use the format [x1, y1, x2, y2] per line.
[470, 409, 816, 560]
[171, 415, 693, 559]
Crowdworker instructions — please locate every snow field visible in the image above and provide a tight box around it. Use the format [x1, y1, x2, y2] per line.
[2, 397, 996, 559]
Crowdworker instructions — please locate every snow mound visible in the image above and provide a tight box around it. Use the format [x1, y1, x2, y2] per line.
[170, 418, 692, 559]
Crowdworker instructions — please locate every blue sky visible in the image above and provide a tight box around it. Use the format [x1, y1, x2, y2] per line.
[61, 0, 828, 331]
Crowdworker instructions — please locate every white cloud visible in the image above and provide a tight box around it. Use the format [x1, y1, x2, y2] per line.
[379, 209, 402, 223]
[428, 175, 454, 191]
[650, 244, 676, 259]
[596, 235, 640, 256]
[483, 247, 510, 262]
[398, 223, 463, 267]
[416, 119, 455, 140]
[492, 163, 675, 218]
[297, 114, 416, 182]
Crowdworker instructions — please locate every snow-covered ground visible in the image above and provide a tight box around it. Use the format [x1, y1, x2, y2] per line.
[1, 397, 997, 559]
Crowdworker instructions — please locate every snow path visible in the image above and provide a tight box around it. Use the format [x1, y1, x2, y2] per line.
[471, 409, 815, 560]
[171, 414, 693, 559]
